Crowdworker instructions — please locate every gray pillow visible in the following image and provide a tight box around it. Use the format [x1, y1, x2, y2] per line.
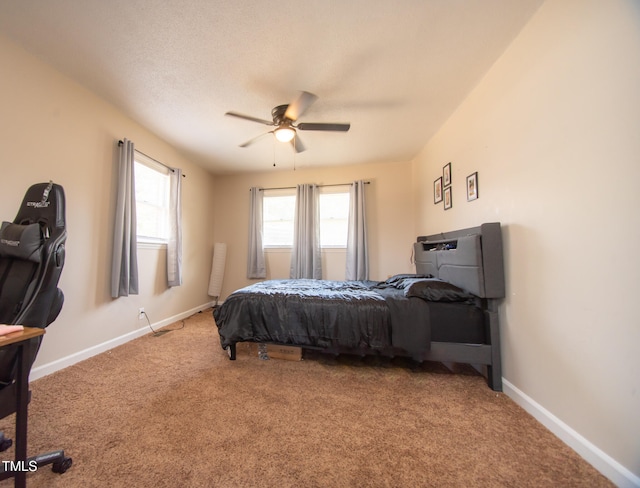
[404, 278, 473, 302]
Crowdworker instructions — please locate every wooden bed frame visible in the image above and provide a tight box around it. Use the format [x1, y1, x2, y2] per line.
[223, 222, 505, 391]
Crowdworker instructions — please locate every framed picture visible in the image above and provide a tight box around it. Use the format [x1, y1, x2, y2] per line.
[434, 177, 443, 204]
[443, 162, 452, 187]
[444, 186, 452, 210]
[466, 172, 478, 201]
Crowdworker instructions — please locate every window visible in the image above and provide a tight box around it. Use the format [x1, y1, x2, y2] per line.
[262, 187, 350, 248]
[262, 190, 295, 248]
[134, 152, 170, 244]
[319, 189, 350, 248]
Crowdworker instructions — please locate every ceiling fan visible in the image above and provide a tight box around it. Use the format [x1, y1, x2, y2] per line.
[225, 91, 350, 153]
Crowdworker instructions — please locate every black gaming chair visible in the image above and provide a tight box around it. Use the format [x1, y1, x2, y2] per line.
[0, 182, 72, 481]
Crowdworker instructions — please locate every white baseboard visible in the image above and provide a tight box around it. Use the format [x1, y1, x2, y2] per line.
[30, 302, 214, 381]
[503, 378, 640, 488]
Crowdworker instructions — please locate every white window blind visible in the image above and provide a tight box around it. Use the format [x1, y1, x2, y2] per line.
[134, 152, 170, 244]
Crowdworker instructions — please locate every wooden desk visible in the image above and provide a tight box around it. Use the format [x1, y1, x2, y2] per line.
[0, 326, 44, 347]
[0, 327, 45, 488]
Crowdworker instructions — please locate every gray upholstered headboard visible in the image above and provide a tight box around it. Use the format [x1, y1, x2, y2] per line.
[414, 222, 505, 299]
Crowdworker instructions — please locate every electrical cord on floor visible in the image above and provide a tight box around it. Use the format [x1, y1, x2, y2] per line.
[142, 311, 187, 337]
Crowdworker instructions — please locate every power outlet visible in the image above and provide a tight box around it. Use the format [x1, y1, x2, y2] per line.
[138, 307, 145, 320]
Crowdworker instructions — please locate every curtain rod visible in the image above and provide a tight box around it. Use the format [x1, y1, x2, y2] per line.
[118, 140, 186, 177]
[252, 181, 370, 191]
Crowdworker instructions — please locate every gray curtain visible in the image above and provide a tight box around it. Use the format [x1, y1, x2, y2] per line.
[346, 180, 369, 280]
[111, 138, 139, 297]
[167, 168, 183, 287]
[290, 184, 322, 279]
[247, 187, 266, 279]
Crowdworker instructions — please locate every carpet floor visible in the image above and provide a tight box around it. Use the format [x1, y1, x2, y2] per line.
[0, 309, 612, 487]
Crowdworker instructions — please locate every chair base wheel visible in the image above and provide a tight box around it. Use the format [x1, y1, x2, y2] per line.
[52, 456, 72, 474]
[0, 437, 12, 452]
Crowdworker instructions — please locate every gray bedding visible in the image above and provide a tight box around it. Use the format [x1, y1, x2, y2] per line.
[213, 276, 479, 361]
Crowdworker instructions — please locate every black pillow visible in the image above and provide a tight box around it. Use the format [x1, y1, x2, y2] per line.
[404, 279, 473, 302]
[0, 221, 43, 263]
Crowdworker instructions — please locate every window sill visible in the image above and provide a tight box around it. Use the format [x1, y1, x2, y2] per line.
[264, 247, 346, 253]
[137, 241, 167, 250]
[264, 247, 291, 253]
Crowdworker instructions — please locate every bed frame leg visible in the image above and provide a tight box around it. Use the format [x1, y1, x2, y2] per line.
[486, 303, 502, 391]
[226, 344, 236, 360]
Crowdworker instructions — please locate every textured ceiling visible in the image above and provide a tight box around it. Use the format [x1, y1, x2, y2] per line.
[0, 0, 543, 174]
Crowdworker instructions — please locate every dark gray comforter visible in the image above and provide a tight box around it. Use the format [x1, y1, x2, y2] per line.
[213, 278, 433, 360]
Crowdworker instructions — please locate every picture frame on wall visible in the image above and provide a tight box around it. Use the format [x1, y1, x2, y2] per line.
[443, 162, 452, 187]
[434, 177, 443, 204]
[444, 186, 452, 210]
[466, 172, 478, 201]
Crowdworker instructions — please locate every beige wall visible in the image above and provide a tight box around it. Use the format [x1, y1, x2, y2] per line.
[0, 34, 216, 369]
[412, 0, 639, 480]
[212, 161, 415, 299]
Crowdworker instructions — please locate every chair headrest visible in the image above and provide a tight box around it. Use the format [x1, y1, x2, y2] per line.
[14, 182, 66, 232]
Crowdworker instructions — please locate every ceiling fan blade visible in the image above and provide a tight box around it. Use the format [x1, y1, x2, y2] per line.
[284, 91, 318, 121]
[297, 122, 350, 132]
[290, 135, 306, 153]
[225, 111, 274, 126]
[239, 131, 273, 148]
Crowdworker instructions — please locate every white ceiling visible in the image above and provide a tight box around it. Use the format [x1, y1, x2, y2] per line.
[0, 0, 542, 174]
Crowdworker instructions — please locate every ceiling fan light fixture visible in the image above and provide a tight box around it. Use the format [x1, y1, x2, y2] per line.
[274, 126, 295, 142]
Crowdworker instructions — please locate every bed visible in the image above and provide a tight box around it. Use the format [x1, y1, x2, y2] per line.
[213, 222, 505, 391]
